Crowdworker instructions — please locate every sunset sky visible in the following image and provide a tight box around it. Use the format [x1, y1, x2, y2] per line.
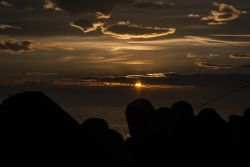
[1, 0, 250, 133]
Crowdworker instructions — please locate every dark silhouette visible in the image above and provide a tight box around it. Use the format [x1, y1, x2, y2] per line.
[0, 91, 250, 165]
[125, 98, 155, 138]
[0, 91, 81, 152]
[151, 107, 174, 135]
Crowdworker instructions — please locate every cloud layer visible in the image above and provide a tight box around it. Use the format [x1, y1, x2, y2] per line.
[0, 40, 33, 52]
[134, 1, 174, 9]
[51, 0, 131, 15]
[230, 54, 250, 59]
[196, 62, 233, 70]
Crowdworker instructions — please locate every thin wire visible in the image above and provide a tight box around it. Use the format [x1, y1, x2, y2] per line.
[194, 83, 250, 110]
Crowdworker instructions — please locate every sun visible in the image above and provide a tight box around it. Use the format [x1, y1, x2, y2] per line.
[134, 81, 142, 88]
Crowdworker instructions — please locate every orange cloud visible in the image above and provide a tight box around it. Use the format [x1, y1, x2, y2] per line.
[202, 2, 243, 25]
[101, 21, 176, 39]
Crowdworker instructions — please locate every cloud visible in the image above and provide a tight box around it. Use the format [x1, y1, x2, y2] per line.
[25, 72, 59, 76]
[211, 34, 250, 38]
[207, 21, 226, 25]
[134, 1, 174, 9]
[0, 1, 12, 7]
[54, 78, 188, 89]
[51, 0, 132, 16]
[69, 20, 176, 39]
[188, 13, 200, 18]
[187, 53, 197, 58]
[0, 40, 33, 52]
[43, 0, 62, 11]
[53, 78, 133, 88]
[0, 23, 21, 30]
[70, 19, 104, 33]
[208, 53, 219, 57]
[2, 72, 250, 90]
[128, 36, 250, 47]
[196, 62, 233, 70]
[126, 73, 166, 78]
[116, 60, 153, 65]
[6, 0, 44, 8]
[230, 54, 250, 59]
[95, 12, 111, 19]
[202, 2, 243, 25]
[101, 21, 176, 39]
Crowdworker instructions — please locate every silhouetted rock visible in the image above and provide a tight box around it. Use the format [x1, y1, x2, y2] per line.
[170, 101, 194, 141]
[151, 107, 174, 136]
[196, 108, 229, 141]
[0, 91, 80, 152]
[82, 118, 109, 134]
[240, 108, 250, 147]
[125, 99, 155, 138]
[195, 108, 230, 163]
[0, 91, 250, 165]
[171, 101, 194, 122]
[229, 114, 242, 145]
[81, 118, 128, 166]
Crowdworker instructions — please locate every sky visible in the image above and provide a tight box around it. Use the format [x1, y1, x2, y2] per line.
[0, 0, 250, 134]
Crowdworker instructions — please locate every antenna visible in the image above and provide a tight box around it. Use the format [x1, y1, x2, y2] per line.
[195, 83, 250, 110]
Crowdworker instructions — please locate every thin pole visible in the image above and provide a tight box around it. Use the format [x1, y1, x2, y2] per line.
[195, 83, 250, 110]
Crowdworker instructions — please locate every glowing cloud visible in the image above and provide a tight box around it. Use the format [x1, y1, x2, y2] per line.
[101, 21, 176, 39]
[202, 2, 243, 25]
[0, 23, 21, 30]
[188, 13, 200, 18]
[70, 19, 104, 33]
[43, 0, 62, 11]
[126, 73, 166, 78]
[96, 12, 111, 19]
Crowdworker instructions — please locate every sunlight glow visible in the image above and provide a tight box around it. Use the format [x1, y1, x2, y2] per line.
[134, 82, 142, 88]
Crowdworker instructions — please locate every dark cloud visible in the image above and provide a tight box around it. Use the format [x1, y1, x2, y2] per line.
[0, 40, 33, 52]
[196, 62, 233, 70]
[230, 54, 250, 59]
[7, 0, 44, 8]
[51, 0, 132, 15]
[2, 72, 250, 89]
[0, 1, 12, 7]
[134, 1, 174, 9]
[101, 21, 176, 39]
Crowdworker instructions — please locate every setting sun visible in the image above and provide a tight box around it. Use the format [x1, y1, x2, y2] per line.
[134, 82, 142, 88]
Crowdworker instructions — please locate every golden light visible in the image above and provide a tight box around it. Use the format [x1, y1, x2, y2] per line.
[134, 81, 142, 88]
